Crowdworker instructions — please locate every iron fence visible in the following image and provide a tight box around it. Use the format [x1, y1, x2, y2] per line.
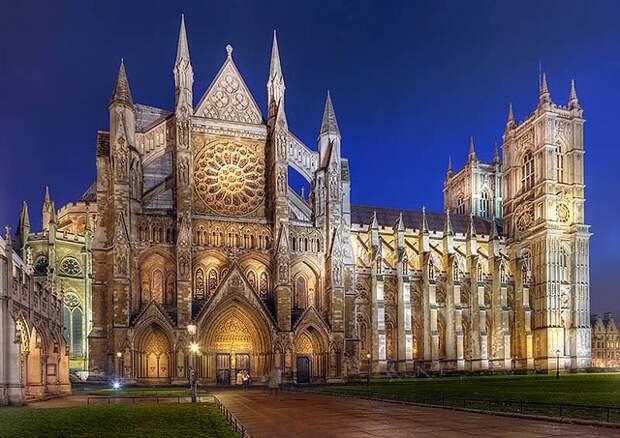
[85, 395, 209, 405]
[213, 395, 253, 438]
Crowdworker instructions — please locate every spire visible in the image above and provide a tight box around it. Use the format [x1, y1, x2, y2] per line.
[568, 79, 580, 110]
[395, 211, 405, 232]
[446, 155, 453, 177]
[319, 91, 340, 138]
[370, 210, 378, 230]
[267, 30, 286, 109]
[110, 59, 133, 107]
[421, 206, 429, 234]
[468, 136, 476, 162]
[506, 102, 515, 128]
[467, 212, 476, 239]
[42, 186, 53, 231]
[20, 201, 30, 230]
[538, 71, 551, 106]
[444, 208, 454, 236]
[175, 14, 190, 65]
[493, 141, 500, 164]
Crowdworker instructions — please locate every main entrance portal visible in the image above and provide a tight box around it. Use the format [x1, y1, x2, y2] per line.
[200, 299, 272, 385]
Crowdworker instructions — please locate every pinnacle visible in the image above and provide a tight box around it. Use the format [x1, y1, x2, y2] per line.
[226, 44, 234, 58]
[269, 30, 283, 81]
[445, 208, 454, 236]
[175, 14, 191, 64]
[421, 206, 429, 233]
[507, 102, 515, 127]
[20, 201, 30, 228]
[320, 91, 340, 137]
[493, 141, 500, 163]
[111, 59, 133, 106]
[447, 155, 453, 175]
[468, 136, 476, 161]
[568, 79, 580, 109]
[44, 185, 51, 205]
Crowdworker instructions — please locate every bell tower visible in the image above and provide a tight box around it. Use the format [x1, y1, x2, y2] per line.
[502, 74, 591, 371]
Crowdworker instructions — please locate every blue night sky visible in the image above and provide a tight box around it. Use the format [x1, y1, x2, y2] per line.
[1, 1, 618, 316]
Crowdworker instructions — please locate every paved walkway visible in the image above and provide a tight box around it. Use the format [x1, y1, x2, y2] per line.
[213, 389, 620, 438]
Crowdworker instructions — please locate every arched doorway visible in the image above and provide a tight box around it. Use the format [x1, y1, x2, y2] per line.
[294, 326, 327, 383]
[137, 323, 172, 383]
[200, 300, 271, 385]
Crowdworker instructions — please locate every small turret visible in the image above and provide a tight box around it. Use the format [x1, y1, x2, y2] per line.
[110, 59, 133, 108]
[538, 72, 552, 108]
[318, 91, 341, 164]
[568, 79, 580, 111]
[15, 201, 31, 253]
[468, 136, 476, 162]
[443, 208, 454, 255]
[419, 206, 430, 253]
[506, 102, 515, 128]
[42, 186, 53, 231]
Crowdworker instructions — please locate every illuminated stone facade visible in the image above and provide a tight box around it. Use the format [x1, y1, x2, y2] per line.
[591, 313, 620, 368]
[1, 232, 70, 405]
[10, 17, 591, 383]
[12, 190, 94, 376]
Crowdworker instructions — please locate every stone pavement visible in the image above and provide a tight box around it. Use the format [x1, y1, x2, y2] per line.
[213, 389, 620, 438]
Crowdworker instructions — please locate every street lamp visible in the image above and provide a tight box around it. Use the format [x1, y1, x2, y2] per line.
[555, 349, 561, 380]
[187, 323, 199, 403]
[366, 353, 371, 386]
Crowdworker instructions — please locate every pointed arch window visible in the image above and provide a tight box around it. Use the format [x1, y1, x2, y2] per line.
[152, 270, 164, 304]
[165, 273, 175, 305]
[63, 292, 83, 357]
[295, 275, 307, 309]
[560, 247, 569, 283]
[556, 144, 565, 183]
[195, 268, 205, 299]
[259, 272, 269, 298]
[207, 269, 218, 296]
[456, 196, 465, 215]
[247, 270, 257, 290]
[522, 151, 535, 191]
[480, 191, 491, 218]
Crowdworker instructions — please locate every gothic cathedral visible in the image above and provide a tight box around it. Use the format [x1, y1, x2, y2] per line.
[14, 17, 591, 383]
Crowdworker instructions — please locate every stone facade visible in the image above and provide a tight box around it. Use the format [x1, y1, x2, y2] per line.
[591, 313, 620, 368]
[14, 189, 94, 376]
[10, 17, 591, 383]
[1, 231, 70, 405]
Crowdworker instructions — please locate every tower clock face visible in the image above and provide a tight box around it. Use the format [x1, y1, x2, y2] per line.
[193, 138, 265, 216]
[556, 203, 571, 223]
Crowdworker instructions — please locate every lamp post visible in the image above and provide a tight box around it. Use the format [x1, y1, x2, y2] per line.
[114, 351, 122, 389]
[555, 349, 561, 380]
[366, 353, 371, 386]
[187, 323, 199, 403]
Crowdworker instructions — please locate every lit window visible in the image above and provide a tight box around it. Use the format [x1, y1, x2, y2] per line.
[522, 151, 535, 191]
[63, 293, 83, 357]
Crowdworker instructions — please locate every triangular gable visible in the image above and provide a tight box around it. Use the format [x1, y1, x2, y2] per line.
[195, 261, 277, 329]
[195, 50, 263, 124]
[132, 300, 175, 329]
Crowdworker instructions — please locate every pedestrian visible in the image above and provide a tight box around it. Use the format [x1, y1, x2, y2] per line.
[276, 366, 282, 393]
[236, 369, 243, 386]
[242, 369, 250, 390]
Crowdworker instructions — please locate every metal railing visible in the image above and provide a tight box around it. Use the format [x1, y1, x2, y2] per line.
[292, 387, 620, 425]
[213, 395, 253, 438]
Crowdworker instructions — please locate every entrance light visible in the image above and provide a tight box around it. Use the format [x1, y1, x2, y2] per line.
[190, 342, 200, 354]
[187, 323, 197, 336]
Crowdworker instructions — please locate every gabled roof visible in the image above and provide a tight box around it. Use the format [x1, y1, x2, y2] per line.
[194, 46, 262, 124]
[351, 204, 501, 236]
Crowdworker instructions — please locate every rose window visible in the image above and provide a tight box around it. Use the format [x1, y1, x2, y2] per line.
[61, 257, 81, 276]
[194, 139, 265, 216]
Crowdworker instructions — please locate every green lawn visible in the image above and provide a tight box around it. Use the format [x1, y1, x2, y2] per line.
[0, 403, 237, 438]
[319, 373, 620, 406]
[312, 373, 620, 422]
[72, 385, 209, 397]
